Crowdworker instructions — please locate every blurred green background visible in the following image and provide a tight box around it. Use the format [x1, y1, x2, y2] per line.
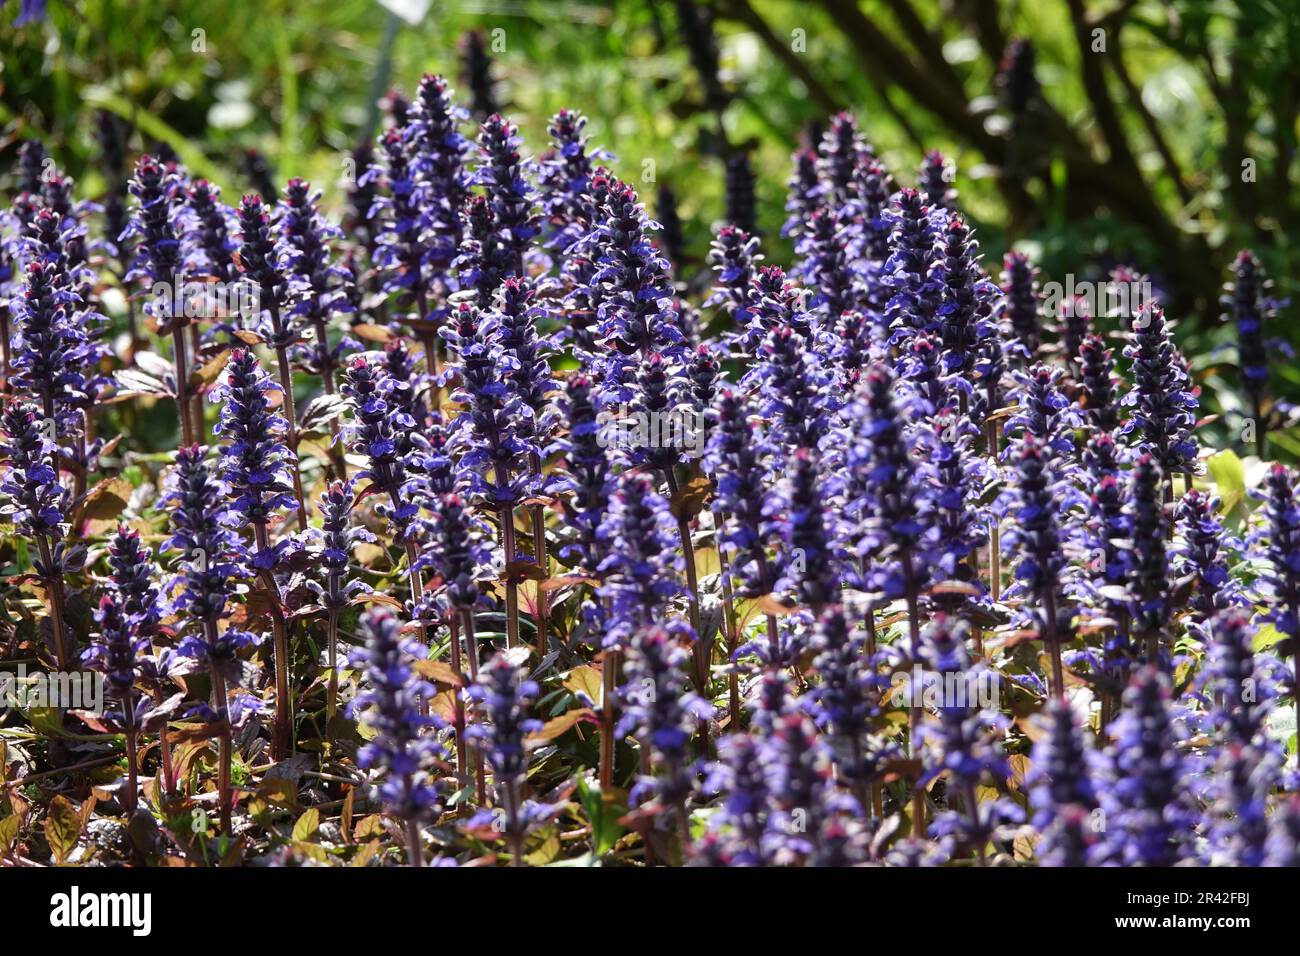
[1, 0, 1298, 445]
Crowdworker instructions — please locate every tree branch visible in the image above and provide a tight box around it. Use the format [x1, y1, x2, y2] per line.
[719, 0, 842, 115]
[1066, 0, 1140, 174]
[880, 0, 967, 102]
[1108, 32, 1195, 208]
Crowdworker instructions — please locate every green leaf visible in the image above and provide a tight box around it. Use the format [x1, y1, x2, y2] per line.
[1206, 449, 1246, 514]
[577, 775, 626, 858]
[1254, 623, 1285, 652]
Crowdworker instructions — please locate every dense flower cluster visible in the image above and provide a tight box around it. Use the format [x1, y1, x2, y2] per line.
[4, 71, 1300, 872]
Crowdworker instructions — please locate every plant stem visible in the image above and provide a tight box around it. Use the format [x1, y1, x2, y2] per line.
[504, 778, 525, 867]
[188, 322, 205, 440]
[1043, 588, 1064, 700]
[662, 470, 703, 638]
[36, 535, 70, 670]
[962, 779, 987, 865]
[273, 344, 308, 532]
[662, 469, 708, 757]
[326, 609, 340, 723]
[717, 558, 741, 728]
[901, 548, 925, 834]
[501, 504, 520, 649]
[0, 304, 11, 390]
[311, 315, 348, 480]
[448, 613, 469, 801]
[985, 418, 1001, 601]
[205, 634, 233, 835]
[268, 608, 292, 760]
[171, 325, 194, 446]
[406, 817, 424, 868]
[528, 452, 550, 660]
[124, 720, 139, 816]
[599, 649, 619, 789]
[1254, 393, 1268, 460]
[458, 607, 487, 805]
[154, 687, 176, 795]
[254, 525, 293, 759]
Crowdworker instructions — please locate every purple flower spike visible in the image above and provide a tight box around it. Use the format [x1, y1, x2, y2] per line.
[341, 355, 420, 540]
[107, 525, 162, 636]
[1077, 333, 1120, 434]
[919, 150, 956, 210]
[704, 387, 779, 600]
[0, 400, 68, 549]
[550, 373, 612, 575]
[999, 251, 1040, 363]
[466, 648, 542, 786]
[475, 114, 539, 277]
[1105, 667, 1195, 865]
[212, 348, 298, 567]
[407, 74, 470, 265]
[235, 194, 295, 351]
[596, 473, 684, 651]
[617, 625, 712, 812]
[936, 215, 996, 380]
[1027, 700, 1105, 866]
[280, 178, 353, 377]
[161, 445, 246, 627]
[1120, 303, 1198, 476]
[349, 607, 445, 824]
[309, 480, 374, 613]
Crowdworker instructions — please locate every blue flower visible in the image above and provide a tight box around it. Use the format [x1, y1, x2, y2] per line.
[1104, 667, 1196, 865]
[617, 626, 713, 810]
[1120, 303, 1198, 475]
[211, 348, 298, 570]
[307, 480, 374, 612]
[595, 474, 684, 651]
[349, 608, 445, 823]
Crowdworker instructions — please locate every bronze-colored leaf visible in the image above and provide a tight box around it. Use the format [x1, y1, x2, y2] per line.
[256, 777, 299, 811]
[76, 477, 133, 525]
[0, 814, 19, 855]
[352, 323, 393, 343]
[350, 840, 380, 866]
[353, 813, 385, 841]
[292, 808, 320, 843]
[412, 659, 466, 687]
[540, 574, 598, 592]
[190, 348, 231, 390]
[44, 794, 81, 864]
[669, 475, 713, 520]
[526, 707, 596, 745]
[341, 787, 355, 845]
[503, 560, 548, 582]
[562, 664, 602, 703]
[351, 592, 406, 610]
[929, 580, 983, 597]
[753, 593, 796, 617]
